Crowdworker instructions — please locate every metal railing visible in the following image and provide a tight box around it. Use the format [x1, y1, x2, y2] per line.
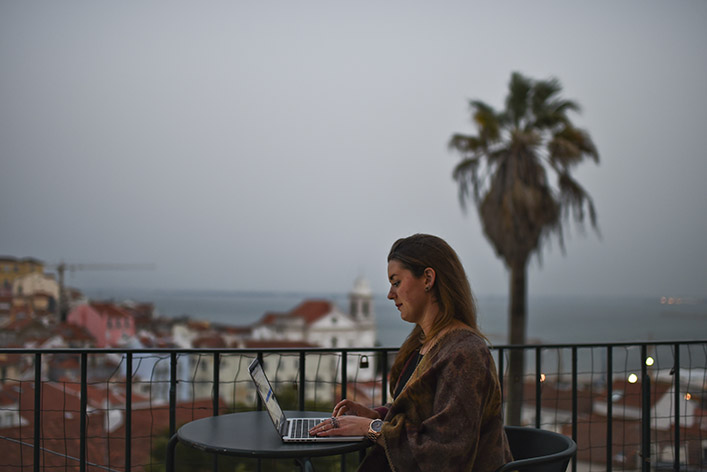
[0, 340, 705, 471]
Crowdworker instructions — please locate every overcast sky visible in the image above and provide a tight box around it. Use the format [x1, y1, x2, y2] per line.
[1, 1, 705, 298]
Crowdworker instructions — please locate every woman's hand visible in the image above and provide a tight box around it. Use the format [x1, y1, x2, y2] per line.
[308, 415, 372, 438]
[332, 399, 379, 419]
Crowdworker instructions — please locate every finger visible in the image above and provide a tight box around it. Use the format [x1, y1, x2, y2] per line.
[313, 424, 335, 437]
[309, 422, 330, 435]
[333, 400, 351, 416]
[309, 420, 329, 433]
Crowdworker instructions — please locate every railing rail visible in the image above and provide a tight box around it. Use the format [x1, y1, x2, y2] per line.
[1, 340, 705, 471]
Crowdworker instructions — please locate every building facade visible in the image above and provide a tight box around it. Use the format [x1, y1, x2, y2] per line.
[0, 257, 44, 293]
[67, 302, 136, 348]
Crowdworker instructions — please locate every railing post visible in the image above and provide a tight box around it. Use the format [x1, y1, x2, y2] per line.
[33, 353, 41, 472]
[673, 343, 680, 471]
[341, 349, 348, 400]
[212, 352, 220, 472]
[169, 352, 177, 437]
[641, 345, 651, 472]
[498, 347, 504, 405]
[571, 346, 577, 472]
[535, 347, 541, 428]
[213, 352, 220, 415]
[299, 351, 306, 411]
[256, 352, 264, 411]
[380, 350, 388, 406]
[340, 350, 348, 472]
[80, 352, 87, 472]
[606, 346, 612, 472]
[126, 352, 133, 472]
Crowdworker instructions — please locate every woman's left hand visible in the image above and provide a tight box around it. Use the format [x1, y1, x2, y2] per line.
[309, 415, 371, 437]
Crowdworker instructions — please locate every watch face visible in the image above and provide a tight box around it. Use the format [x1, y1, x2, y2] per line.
[371, 419, 383, 432]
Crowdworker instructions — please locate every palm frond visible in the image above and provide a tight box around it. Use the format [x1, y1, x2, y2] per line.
[549, 126, 599, 168]
[548, 134, 582, 167]
[557, 172, 599, 231]
[469, 100, 496, 116]
[448, 134, 482, 153]
[505, 72, 533, 128]
[532, 98, 579, 130]
[553, 99, 581, 115]
[453, 157, 483, 208]
[531, 77, 562, 112]
[469, 100, 501, 143]
[453, 154, 495, 204]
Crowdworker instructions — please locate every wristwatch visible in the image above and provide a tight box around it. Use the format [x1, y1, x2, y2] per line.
[367, 419, 383, 443]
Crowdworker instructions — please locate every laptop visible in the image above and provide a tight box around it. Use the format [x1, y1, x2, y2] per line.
[248, 358, 366, 443]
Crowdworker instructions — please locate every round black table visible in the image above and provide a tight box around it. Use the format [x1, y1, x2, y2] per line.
[166, 411, 370, 472]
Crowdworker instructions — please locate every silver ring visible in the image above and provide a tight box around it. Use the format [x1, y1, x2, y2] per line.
[331, 416, 340, 429]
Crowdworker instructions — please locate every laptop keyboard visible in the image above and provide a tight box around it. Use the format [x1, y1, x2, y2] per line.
[289, 418, 324, 439]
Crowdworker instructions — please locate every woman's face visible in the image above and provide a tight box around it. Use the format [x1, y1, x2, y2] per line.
[387, 260, 431, 327]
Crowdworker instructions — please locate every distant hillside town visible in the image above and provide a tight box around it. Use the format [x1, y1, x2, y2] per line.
[1, 255, 375, 345]
[0, 255, 380, 399]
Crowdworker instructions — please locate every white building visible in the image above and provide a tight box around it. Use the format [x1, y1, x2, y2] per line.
[251, 277, 376, 349]
[250, 277, 377, 380]
[12, 272, 59, 300]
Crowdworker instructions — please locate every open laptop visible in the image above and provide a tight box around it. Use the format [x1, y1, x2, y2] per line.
[248, 358, 366, 443]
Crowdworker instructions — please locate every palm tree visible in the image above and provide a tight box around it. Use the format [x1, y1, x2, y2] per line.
[448, 71, 599, 425]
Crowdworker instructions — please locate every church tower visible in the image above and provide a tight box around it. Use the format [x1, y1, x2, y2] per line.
[349, 276, 374, 325]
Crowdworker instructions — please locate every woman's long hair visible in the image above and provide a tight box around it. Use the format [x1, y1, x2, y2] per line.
[387, 233, 484, 388]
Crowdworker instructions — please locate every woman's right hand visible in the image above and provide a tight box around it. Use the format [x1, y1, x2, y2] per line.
[332, 399, 379, 419]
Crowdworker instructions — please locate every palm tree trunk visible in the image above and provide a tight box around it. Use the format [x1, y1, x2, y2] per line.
[506, 260, 527, 425]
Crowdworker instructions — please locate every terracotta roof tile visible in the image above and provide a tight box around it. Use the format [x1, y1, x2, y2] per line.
[259, 312, 286, 325]
[288, 300, 333, 324]
[90, 302, 133, 319]
[0, 380, 226, 471]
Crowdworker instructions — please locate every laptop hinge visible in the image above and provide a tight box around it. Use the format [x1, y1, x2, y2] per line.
[281, 419, 290, 437]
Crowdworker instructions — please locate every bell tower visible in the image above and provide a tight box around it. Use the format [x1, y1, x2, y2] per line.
[349, 276, 374, 324]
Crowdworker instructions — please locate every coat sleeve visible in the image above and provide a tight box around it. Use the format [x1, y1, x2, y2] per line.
[377, 335, 510, 472]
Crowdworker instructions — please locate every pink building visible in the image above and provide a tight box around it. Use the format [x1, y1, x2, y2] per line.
[67, 302, 135, 347]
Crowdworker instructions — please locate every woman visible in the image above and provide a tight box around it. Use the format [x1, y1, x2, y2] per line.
[309, 233, 512, 471]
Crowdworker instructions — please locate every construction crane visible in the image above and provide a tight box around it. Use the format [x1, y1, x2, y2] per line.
[53, 262, 155, 322]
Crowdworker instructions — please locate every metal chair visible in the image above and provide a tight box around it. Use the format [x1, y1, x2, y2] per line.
[495, 426, 577, 472]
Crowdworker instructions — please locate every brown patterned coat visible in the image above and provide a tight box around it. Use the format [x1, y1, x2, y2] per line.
[359, 329, 512, 472]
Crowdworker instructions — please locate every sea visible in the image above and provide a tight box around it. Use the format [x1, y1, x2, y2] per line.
[83, 288, 707, 347]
